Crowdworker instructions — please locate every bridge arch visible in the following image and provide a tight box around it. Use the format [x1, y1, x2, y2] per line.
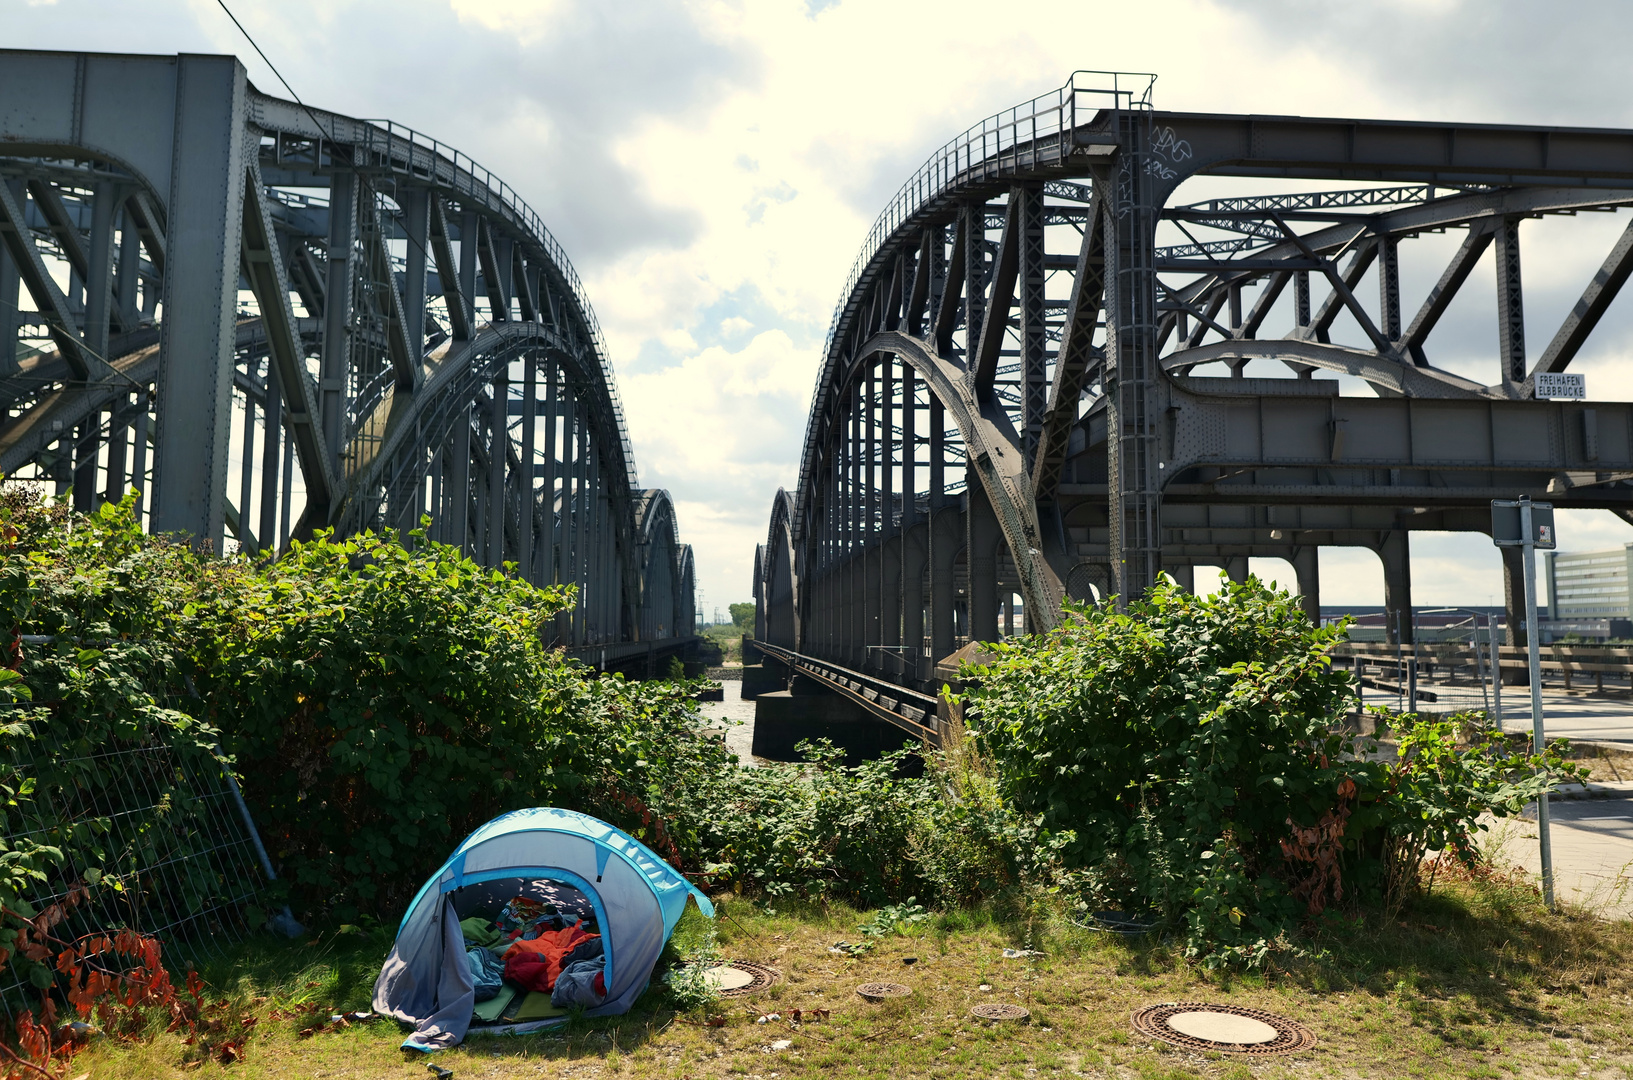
[0, 49, 692, 651]
[756, 488, 799, 651]
[762, 71, 1633, 691]
[634, 488, 694, 642]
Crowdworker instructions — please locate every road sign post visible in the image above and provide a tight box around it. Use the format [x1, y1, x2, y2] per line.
[1491, 495, 1556, 910]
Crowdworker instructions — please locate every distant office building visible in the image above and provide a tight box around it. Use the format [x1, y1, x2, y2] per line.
[1545, 545, 1633, 635]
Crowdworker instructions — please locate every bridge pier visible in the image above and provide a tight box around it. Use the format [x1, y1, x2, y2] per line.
[1379, 531, 1414, 646]
[751, 679, 912, 766]
[901, 523, 927, 681]
[1292, 546, 1321, 627]
[930, 505, 959, 670]
[967, 466, 1001, 643]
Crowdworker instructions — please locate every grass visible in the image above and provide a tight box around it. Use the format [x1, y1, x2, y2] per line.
[701, 623, 748, 665]
[61, 870, 1633, 1080]
[1573, 745, 1633, 785]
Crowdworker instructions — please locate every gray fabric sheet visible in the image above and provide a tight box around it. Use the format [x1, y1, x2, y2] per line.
[552, 959, 607, 1008]
[373, 895, 476, 1051]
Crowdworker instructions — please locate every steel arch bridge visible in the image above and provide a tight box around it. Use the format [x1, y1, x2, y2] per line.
[0, 50, 695, 657]
[756, 71, 1633, 710]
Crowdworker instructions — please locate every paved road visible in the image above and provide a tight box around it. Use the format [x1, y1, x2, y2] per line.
[1486, 784, 1633, 919]
[1360, 683, 1633, 746]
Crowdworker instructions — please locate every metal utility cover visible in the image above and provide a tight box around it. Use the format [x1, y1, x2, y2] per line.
[970, 1003, 1030, 1022]
[856, 982, 911, 1001]
[1132, 1002, 1317, 1056]
[703, 961, 780, 998]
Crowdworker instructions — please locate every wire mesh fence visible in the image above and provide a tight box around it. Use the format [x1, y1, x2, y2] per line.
[0, 704, 271, 1024]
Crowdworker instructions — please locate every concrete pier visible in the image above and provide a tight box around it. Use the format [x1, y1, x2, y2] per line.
[750, 678, 918, 765]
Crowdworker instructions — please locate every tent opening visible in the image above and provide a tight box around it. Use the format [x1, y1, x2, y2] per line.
[450, 875, 612, 1029]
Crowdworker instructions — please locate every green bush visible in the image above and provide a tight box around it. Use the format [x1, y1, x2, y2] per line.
[962, 576, 1580, 966]
[187, 527, 575, 919]
[0, 490, 238, 988]
[1362, 714, 1585, 914]
[187, 525, 754, 922]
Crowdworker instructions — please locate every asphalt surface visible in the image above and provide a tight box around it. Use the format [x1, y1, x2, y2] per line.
[1360, 682, 1633, 747]
[1497, 783, 1633, 918]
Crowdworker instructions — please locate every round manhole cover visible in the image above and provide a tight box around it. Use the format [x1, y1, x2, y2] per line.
[1132, 1003, 1315, 1056]
[971, 1003, 1030, 1022]
[702, 961, 780, 998]
[856, 982, 911, 1001]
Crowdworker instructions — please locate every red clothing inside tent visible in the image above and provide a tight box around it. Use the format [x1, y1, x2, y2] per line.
[502, 923, 602, 993]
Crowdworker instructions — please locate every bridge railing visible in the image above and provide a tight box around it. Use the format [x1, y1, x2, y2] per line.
[820, 70, 1155, 362]
[796, 73, 1154, 528]
[755, 640, 943, 745]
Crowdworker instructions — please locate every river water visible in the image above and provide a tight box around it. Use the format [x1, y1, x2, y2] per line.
[695, 676, 762, 765]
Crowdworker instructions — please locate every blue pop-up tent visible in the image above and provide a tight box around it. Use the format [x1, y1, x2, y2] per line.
[373, 807, 713, 1050]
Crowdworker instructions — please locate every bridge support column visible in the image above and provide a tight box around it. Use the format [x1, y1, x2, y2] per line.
[1379, 530, 1413, 646]
[1224, 556, 1249, 584]
[929, 506, 957, 666]
[1100, 117, 1163, 608]
[864, 365, 881, 671]
[558, 393, 577, 641]
[967, 464, 999, 645]
[855, 395, 868, 666]
[1169, 564, 1195, 594]
[150, 55, 248, 548]
[1292, 546, 1321, 626]
[881, 539, 901, 665]
[1501, 544, 1529, 684]
[902, 526, 925, 678]
[260, 363, 284, 549]
[320, 170, 356, 486]
[576, 418, 593, 641]
[880, 358, 898, 671]
[401, 188, 429, 372]
[0, 186, 19, 375]
[488, 371, 507, 567]
[429, 446, 444, 544]
[518, 355, 537, 578]
[900, 363, 923, 678]
[452, 408, 472, 555]
[539, 361, 558, 586]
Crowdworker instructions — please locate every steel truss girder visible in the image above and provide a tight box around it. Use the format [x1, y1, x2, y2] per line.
[771, 75, 1633, 693]
[0, 48, 691, 651]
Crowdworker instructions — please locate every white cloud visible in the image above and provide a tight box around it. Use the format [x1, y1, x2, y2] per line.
[620, 329, 812, 600]
[12, 0, 1633, 608]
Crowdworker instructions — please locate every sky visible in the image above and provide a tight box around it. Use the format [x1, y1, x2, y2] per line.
[10, 0, 1633, 613]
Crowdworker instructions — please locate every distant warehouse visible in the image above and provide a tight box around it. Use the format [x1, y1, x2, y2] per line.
[1544, 545, 1633, 640]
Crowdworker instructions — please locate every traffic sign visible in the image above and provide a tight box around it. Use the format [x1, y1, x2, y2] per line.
[1492, 499, 1555, 548]
[1535, 372, 1585, 399]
